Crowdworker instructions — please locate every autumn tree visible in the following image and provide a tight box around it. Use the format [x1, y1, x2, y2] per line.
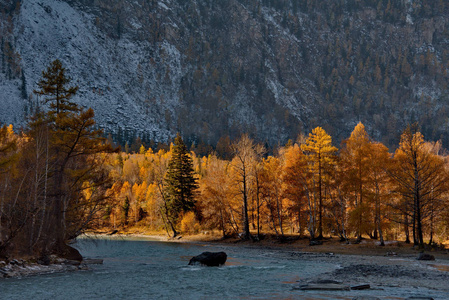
[163, 133, 198, 237]
[327, 161, 349, 241]
[390, 126, 449, 248]
[260, 155, 287, 239]
[0, 124, 19, 257]
[0, 125, 17, 169]
[40, 108, 114, 255]
[340, 122, 372, 241]
[199, 155, 238, 237]
[282, 143, 309, 236]
[25, 60, 115, 258]
[231, 134, 264, 240]
[21, 113, 53, 252]
[369, 142, 390, 246]
[143, 148, 172, 234]
[301, 127, 337, 239]
[252, 149, 265, 239]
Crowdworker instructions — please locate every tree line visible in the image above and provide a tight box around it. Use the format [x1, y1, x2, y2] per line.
[100, 123, 449, 249]
[1, 60, 449, 262]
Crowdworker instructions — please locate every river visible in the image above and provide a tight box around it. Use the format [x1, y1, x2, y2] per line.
[0, 236, 447, 299]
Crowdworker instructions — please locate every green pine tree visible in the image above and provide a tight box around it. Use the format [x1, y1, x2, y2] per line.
[27, 60, 114, 259]
[164, 133, 198, 236]
[33, 59, 79, 115]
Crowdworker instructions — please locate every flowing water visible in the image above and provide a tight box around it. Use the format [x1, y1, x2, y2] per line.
[0, 236, 447, 299]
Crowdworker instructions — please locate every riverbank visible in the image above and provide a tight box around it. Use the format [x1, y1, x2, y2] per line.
[88, 229, 449, 259]
[215, 234, 449, 260]
[83, 231, 449, 298]
[0, 256, 105, 278]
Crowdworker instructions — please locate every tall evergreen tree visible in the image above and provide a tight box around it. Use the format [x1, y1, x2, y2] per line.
[164, 133, 198, 236]
[26, 60, 114, 259]
[33, 59, 79, 115]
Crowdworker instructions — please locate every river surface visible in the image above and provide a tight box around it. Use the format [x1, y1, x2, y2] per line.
[0, 236, 447, 299]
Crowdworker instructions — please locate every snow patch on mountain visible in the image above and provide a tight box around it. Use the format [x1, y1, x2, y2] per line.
[14, 0, 177, 141]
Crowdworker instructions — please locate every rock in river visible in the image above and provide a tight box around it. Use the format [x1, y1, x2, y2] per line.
[296, 283, 350, 291]
[188, 252, 227, 266]
[351, 284, 371, 290]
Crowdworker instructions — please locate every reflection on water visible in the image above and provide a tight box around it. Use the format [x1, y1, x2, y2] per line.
[0, 237, 447, 300]
[280, 274, 301, 284]
[430, 264, 449, 272]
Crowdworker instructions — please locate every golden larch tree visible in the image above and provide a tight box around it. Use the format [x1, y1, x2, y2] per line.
[301, 127, 337, 239]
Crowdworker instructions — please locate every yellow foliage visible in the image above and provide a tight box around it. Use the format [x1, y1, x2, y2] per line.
[145, 183, 157, 207]
[7, 124, 14, 135]
[139, 144, 146, 154]
[180, 211, 199, 234]
[121, 181, 131, 194]
[82, 181, 93, 200]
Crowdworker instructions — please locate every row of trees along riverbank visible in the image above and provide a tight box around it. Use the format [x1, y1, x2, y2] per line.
[100, 122, 449, 249]
[2, 61, 449, 262]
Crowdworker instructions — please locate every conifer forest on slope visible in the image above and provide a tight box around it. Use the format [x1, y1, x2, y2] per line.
[1, 0, 449, 148]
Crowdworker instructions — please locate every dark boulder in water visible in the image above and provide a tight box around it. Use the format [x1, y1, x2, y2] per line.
[351, 284, 371, 290]
[296, 283, 350, 291]
[188, 252, 227, 266]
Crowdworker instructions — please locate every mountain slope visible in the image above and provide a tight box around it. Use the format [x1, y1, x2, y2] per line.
[1, 0, 449, 147]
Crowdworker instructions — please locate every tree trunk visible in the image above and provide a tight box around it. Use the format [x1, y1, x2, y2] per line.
[219, 206, 226, 238]
[373, 215, 378, 239]
[53, 168, 65, 253]
[270, 203, 280, 237]
[242, 169, 251, 240]
[227, 202, 239, 234]
[276, 194, 284, 237]
[404, 214, 410, 244]
[256, 173, 260, 239]
[158, 182, 177, 238]
[0, 180, 6, 245]
[358, 162, 363, 241]
[375, 184, 384, 246]
[340, 194, 347, 242]
[416, 194, 424, 248]
[318, 153, 323, 239]
[429, 205, 434, 246]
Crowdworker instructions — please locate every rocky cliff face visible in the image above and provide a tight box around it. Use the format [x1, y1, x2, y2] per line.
[1, 0, 449, 147]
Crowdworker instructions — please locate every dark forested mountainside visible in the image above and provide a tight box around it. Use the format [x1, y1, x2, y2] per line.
[1, 0, 449, 148]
